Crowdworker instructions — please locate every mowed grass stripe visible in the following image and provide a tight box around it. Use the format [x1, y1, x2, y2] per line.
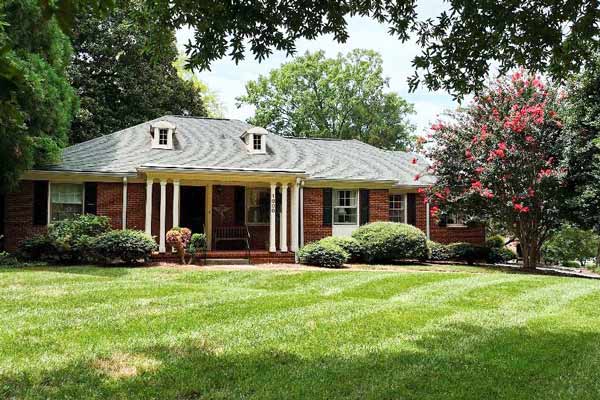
[1, 266, 600, 400]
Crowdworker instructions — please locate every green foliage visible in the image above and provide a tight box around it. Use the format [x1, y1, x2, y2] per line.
[68, 3, 207, 143]
[0, 0, 77, 191]
[542, 225, 599, 267]
[318, 236, 363, 263]
[174, 55, 224, 118]
[446, 243, 490, 265]
[0, 251, 18, 266]
[562, 260, 580, 268]
[563, 55, 600, 234]
[93, 230, 156, 264]
[487, 247, 517, 264]
[427, 240, 452, 261]
[189, 233, 207, 254]
[298, 241, 348, 268]
[485, 235, 506, 249]
[237, 50, 415, 150]
[424, 72, 567, 269]
[18, 215, 111, 263]
[352, 222, 428, 263]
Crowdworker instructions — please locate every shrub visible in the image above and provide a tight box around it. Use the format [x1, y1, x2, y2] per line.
[0, 251, 18, 267]
[486, 247, 516, 264]
[18, 234, 56, 262]
[318, 236, 363, 262]
[352, 222, 428, 263]
[562, 260, 580, 268]
[94, 230, 156, 264]
[298, 241, 348, 268]
[189, 233, 207, 254]
[427, 240, 452, 261]
[447, 242, 490, 265]
[485, 235, 506, 249]
[18, 215, 112, 263]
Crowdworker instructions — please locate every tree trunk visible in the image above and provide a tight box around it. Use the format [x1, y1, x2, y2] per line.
[596, 240, 600, 268]
[519, 223, 539, 271]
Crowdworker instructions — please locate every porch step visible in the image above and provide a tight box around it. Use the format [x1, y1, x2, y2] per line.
[205, 258, 250, 265]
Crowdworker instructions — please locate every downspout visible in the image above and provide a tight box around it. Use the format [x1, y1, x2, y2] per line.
[426, 202, 430, 240]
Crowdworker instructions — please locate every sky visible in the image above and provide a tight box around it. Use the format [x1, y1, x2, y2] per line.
[175, 1, 459, 135]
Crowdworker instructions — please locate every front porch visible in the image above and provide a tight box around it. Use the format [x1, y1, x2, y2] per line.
[140, 166, 304, 257]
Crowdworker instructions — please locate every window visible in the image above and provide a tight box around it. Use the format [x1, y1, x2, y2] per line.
[389, 194, 406, 223]
[246, 188, 270, 224]
[447, 213, 467, 227]
[253, 135, 262, 151]
[333, 190, 357, 224]
[158, 129, 168, 145]
[51, 183, 83, 222]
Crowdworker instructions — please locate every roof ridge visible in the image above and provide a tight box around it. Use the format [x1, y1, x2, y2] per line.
[283, 136, 355, 142]
[165, 114, 241, 122]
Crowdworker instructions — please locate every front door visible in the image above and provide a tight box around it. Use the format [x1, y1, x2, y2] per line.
[179, 186, 206, 235]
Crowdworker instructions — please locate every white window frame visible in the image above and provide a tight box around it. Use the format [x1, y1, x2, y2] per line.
[158, 128, 168, 145]
[447, 213, 467, 228]
[253, 135, 262, 151]
[389, 193, 406, 223]
[245, 187, 270, 226]
[49, 182, 85, 223]
[151, 121, 176, 150]
[333, 189, 358, 225]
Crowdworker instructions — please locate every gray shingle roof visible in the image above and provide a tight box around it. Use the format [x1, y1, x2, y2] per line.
[42, 116, 432, 185]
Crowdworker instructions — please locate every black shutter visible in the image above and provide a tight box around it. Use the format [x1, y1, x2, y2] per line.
[322, 188, 332, 227]
[33, 181, 49, 225]
[407, 193, 417, 226]
[359, 189, 369, 225]
[234, 186, 245, 225]
[438, 214, 448, 227]
[84, 182, 97, 215]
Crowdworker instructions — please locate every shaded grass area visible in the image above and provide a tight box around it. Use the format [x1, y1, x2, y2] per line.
[1, 265, 600, 399]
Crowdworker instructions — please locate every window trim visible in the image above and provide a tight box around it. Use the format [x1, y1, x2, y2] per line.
[245, 187, 270, 226]
[332, 189, 358, 225]
[389, 193, 407, 223]
[158, 128, 168, 145]
[446, 213, 468, 228]
[49, 182, 85, 223]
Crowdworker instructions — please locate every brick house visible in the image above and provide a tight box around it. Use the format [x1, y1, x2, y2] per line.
[1, 116, 484, 262]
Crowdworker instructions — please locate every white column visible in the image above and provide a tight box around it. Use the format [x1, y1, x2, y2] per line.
[145, 178, 153, 236]
[173, 179, 180, 228]
[269, 182, 277, 252]
[299, 185, 304, 248]
[122, 177, 128, 230]
[206, 184, 213, 250]
[290, 180, 300, 252]
[159, 179, 167, 253]
[280, 183, 288, 252]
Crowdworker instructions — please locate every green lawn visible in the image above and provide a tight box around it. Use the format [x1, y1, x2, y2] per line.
[2, 265, 600, 399]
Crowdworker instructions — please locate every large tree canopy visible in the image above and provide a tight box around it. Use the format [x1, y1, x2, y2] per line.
[151, 0, 600, 97]
[237, 50, 415, 150]
[421, 72, 567, 270]
[68, 2, 207, 144]
[562, 55, 600, 236]
[0, 0, 78, 191]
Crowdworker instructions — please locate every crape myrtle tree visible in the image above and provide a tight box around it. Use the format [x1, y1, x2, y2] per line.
[420, 72, 567, 270]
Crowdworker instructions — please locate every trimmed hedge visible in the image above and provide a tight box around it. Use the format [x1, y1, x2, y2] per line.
[352, 222, 428, 263]
[318, 236, 363, 262]
[427, 240, 516, 265]
[94, 230, 157, 264]
[298, 241, 348, 268]
[427, 240, 452, 261]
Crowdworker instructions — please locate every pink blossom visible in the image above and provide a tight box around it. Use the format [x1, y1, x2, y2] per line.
[471, 181, 482, 191]
[414, 174, 420, 181]
[411, 158, 417, 164]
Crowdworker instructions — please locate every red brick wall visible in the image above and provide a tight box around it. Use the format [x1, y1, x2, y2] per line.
[415, 192, 485, 245]
[302, 188, 331, 244]
[3, 181, 47, 251]
[126, 183, 145, 231]
[369, 189, 389, 222]
[96, 183, 123, 229]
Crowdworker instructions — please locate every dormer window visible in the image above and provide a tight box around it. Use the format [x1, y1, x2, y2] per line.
[158, 129, 168, 146]
[241, 126, 268, 154]
[150, 120, 176, 149]
[253, 135, 262, 151]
